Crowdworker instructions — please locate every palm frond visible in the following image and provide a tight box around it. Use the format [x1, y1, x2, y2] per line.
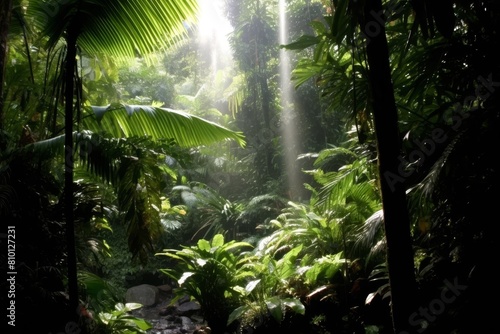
[0, 185, 16, 216]
[351, 209, 387, 265]
[79, 270, 121, 313]
[29, 0, 199, 64]
[116, 148, 165, 262]
[21, 131, 119, 184]
[353, 209, 384, 251]
[83, 104, 246, 148]
[21, 132, 69, 159]
[313, 146, 358, 170]
[23, 103, 246, 168]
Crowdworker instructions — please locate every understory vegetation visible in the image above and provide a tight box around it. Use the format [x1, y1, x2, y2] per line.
[1, 1, 498, 333]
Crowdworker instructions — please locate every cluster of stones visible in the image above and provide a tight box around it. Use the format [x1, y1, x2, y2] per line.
[126, 284, 212, 334]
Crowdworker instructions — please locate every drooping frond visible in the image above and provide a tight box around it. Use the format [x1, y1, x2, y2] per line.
[82, 104, 246, 148]
[25, 104, 246, 173]
[28, 0, 199, 64]
[21, 132, 122, 185]
[315, 163, 363, 211]
[353, 209, 386, 261]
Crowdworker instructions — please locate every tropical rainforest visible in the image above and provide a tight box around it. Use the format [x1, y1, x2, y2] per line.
[0, 0, 498, 333]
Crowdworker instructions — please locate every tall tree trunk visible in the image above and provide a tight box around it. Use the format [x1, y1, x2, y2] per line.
[64, 28, 79, 322]
[259, 75, 276, 178]
[359, 1, 417, 333]
[0, 0, 13, 135]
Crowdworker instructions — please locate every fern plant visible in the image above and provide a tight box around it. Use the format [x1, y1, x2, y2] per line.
[156, 234, 254, 333]
[228, 245, 306, 331]
[97, 302, 152, 334]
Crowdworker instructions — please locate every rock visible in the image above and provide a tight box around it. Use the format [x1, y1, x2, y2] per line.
[125, 284, 160, 306]
[177, 294, 191, 304]
[176, 301, 201, 315]
[126, 285, 209, 334]
[190, 315, 205, 323]
[158, 284, 173, 293]
[180, 316, 197, 332]
[179, 316, 193, 326]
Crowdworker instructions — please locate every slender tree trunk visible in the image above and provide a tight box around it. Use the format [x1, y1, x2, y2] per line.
[259, 75, 276, 178]
[0, 0, 13, 135]
[64, 29, 79, 322]
[359, 1, 417, 333]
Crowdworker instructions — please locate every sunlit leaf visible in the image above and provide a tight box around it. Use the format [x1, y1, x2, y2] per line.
[129, 317, 152, 330]
[178, 271, 195, 285]
[211, 234, 224, 248]
[282, 298, 305, 315]
[197, 238, 211, 251]
[124, 303, 143, 311]
[245, 279, 261, 294]
[84, 104, 246, 148]
[30, 0, 200, 65]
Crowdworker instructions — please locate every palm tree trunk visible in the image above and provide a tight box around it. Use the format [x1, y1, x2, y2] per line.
[359, 1, 417, 333]
[64, 28, 79, 320]
[0, 0, 13, 135]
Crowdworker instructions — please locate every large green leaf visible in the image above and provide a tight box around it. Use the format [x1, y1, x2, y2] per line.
[265, 296, 284, 322]
[29, 0, 199, 64]
[282, 298, 305, 315]
[282, 35, 321, 50]
[83, 104, 246, 148]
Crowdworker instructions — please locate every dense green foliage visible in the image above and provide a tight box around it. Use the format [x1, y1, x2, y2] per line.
[1, 0, 498, 333]
[157, 234, 253, 333]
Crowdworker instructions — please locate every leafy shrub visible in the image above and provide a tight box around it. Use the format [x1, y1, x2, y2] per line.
[228, 245, 306, 332]
[97, 302, 152, 334]
[156, 234, 254, 333]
